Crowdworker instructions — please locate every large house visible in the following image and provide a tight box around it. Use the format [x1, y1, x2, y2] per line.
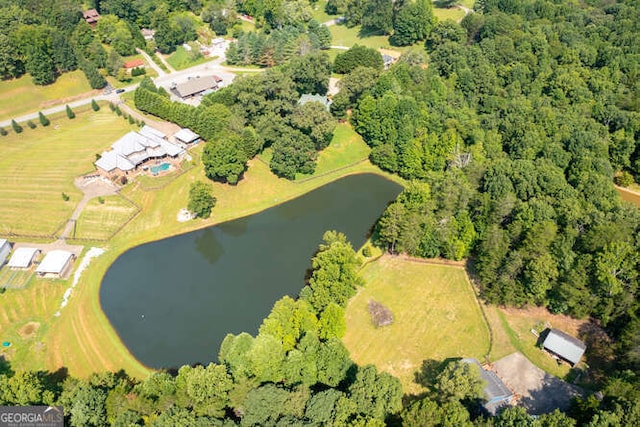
[174, 76, 221, 99]
[543, 329, 586, 366]
[95, 126, 185, 178]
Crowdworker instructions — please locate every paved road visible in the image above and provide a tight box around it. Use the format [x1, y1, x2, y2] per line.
[0, 56, 264, 128]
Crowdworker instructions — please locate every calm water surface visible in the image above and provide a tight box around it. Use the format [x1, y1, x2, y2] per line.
[100, 173, 402, 369]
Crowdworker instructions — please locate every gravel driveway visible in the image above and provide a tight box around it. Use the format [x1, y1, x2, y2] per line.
[493, 352, 583, 415]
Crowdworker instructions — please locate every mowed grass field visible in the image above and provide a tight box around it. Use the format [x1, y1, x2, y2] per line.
[0, 276, 68, 372]
[343, 256, 490, 395]
[74, 195, 140, 241]
[0, 71, 95, 121]
[0, 109, 134, 237]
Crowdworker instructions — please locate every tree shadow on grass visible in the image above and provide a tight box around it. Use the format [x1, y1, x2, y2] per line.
[357, 26, 387, 40]
[434, 0, 459, 8]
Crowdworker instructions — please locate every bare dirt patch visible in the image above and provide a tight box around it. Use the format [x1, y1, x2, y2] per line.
[500, 306, 588, 337]
[18, 322, 40, 339]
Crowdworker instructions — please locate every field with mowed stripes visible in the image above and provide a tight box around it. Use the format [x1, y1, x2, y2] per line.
[0, 109, 134, 237]
[74, 195, 140, 241]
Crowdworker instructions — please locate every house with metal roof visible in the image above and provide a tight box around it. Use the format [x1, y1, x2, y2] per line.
[174, 76, 219, 99]
[0, 239, 11, 266]
[298, 94, 332, 111]
[95, 126, 185, 178]
[7, 248, 40, 269]
[36, 250, 75, 278]
[543, 329, 586, 366]
[463, 358, 514, 415]
[174, 128, 200, 144]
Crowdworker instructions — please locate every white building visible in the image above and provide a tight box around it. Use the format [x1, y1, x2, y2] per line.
[7, 247, 40, 269]
[36, 250, 75, 278]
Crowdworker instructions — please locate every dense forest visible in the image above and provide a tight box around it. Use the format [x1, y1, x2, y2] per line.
[3, 0, 640, 424]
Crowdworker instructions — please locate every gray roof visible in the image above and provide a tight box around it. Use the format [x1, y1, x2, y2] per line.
[0, 239, 9, 249]
[95, 129, 184, 173]
[175, 76, 218, 98]
[543, 329, 586, 365]
[298, 93, 332, 111]
[463, 358, 513, 406]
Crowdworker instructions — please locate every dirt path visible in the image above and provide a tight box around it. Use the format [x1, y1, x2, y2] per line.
[155, 52, 176, 74]
[136, 48, 167, 77]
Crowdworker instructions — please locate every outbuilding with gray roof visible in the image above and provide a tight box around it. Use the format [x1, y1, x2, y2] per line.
[543, 329, 586, 366]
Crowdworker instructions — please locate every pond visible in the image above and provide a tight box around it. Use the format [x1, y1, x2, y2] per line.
[100, 173, 402, 369]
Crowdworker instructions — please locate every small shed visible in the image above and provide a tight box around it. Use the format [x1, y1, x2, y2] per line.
[7, 248, 40, 269]
[36, 250, 75, 278]
[0, 239, 11, 266]
[463, 358, 513, 415]
[174, 128, 200, 144]
[543, 329, 586, 366]
[82, 9, 100, 26]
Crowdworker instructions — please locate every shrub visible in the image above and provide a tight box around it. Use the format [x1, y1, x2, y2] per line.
[27, 120, 36, 129]
[120, 175, 128, 185]
[98, 197, 105, 204]
[615, 171, 634, 187]
[131, 67, 146, 77]
[38, 111, 50, 126]
[91, 99, 100, 111]
[0, 127, 7, 136]
[65, 105, 75, 119]
[128, 115, 135, 124]
[362, 246, 372, 257]
[11, 119, 23, 134]
[61, 192, 70, 201]
[109, 102, 116, 111]
[115, 106, 122, 116]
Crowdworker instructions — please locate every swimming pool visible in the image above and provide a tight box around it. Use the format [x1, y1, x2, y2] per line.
[150, 163, 170, 174]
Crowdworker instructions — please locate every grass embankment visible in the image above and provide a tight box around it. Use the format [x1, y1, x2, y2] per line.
[0, 109, 134, 237]
[343, 256, 491, 395]
[2, 111, 392, 378]
[0, 71, 95, 122]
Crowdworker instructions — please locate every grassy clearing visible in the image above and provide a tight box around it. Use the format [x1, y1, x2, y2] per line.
[343, 256, 490, 395]
[165, 46, 217, 71]
[310, 0, 334, 23]
[0, 71, 95, 121]
[434, 7, 466, 22]
[329, 24, 392, 49]
[106, 68, 158, 89]
[0, 268, 35, 289]
[0, 109, 134, 237]
[74, 195, 140, 241]
[297, 123, 370, 179]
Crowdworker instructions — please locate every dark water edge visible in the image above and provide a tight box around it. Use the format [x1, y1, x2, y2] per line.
[100, 173, 403, 369]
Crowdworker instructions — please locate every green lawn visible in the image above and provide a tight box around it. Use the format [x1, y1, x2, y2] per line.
[257, 123, 371, 180]
[343, 256, 490, 395]
[329, 24, 392, 49]
[297, 123, 370, 179]
[310, 0, 334, 23]
[0, 71, 94, 121]
[0, 108, 134, 237]
[74, 195, 140, 241]
[434, 7, 466, 22]
[165, 46, 218, 71]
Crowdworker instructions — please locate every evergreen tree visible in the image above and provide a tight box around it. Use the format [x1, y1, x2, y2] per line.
[0, 127, 7, 136]
[38, 112, 50, 127]
[91, 99, 100, 112]
[11, 120, 23, 134]
[66, 105, 75, 119]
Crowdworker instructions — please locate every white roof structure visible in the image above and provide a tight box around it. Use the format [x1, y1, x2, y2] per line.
[174, 128, 200, 143]
[543, 329, 586, 365]
[95, 128, 184, 173]
[36, 250, 73, 275]
[7, 248, 39, 268]
[139, 125, 167, 140]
